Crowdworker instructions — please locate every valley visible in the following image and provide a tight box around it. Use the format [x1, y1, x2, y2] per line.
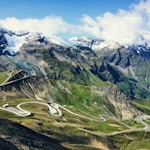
[0, 96, 150, 150]
[1, 28, 150, 149]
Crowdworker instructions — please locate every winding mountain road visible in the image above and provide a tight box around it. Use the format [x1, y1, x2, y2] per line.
[17, 101, 63, 117]
[52, 103, 106, 122]
[134, 115, 150, 131]
[0, 101, 105, 122]
[1, 101, 150, 131]
[0, 104, 31, 117]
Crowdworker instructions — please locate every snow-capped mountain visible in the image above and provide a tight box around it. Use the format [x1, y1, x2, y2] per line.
[0, 28, 72, 56]
[69, 36, 121, 51]
[1, 28, 150, 57]
[1, 28, 150, 99]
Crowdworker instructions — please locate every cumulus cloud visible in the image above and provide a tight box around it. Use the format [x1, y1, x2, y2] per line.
[0, 0, 150, 45]
[79, 11, 143, 45]
[0, 16, 72, 36]
[79, 0, 150, 45]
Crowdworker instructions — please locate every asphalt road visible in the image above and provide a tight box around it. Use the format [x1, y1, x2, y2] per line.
[1, 101, 150, 131]
[0, 101, 106, 122]
[134, 115, 150, 131]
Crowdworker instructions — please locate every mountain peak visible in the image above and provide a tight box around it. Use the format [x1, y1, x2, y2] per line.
[1, 28, 150, 57]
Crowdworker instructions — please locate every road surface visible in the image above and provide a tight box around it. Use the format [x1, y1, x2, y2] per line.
[1, 100, 150, 131]
[0, 101, 106, 122]
[134, 115, 150, 131]
[0, 104, 31, 117]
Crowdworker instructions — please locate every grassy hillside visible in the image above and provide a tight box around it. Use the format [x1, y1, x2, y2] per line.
[131, 99, 150, 115]
[0, 118, 66, 150]
[0, 69, 149, 149]
[0, 71, 8, 84]
[0, 97, 147, 150]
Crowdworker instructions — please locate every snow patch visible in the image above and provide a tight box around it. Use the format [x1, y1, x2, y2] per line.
[3, 33, 28, 54]
[69, 37, 121, 51]
[47, 35, 71, 46]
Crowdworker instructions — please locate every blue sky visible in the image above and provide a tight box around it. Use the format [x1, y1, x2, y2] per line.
[0, 0, 138, 22]
[0, 0, 150, 45]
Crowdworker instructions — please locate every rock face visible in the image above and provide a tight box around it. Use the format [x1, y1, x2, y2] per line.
[92, 45, 150, 98]
[91, 85, 140, 119]
[106, 86, 139, 119]
[0, 71, 50, 101]
[0, 32, 7, 54]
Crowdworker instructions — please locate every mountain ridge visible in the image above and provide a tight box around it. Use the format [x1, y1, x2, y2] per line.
[1, 28, 150, 56]
[1, 28, 150, 99]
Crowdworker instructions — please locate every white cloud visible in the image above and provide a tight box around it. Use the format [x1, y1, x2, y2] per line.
[79, 0, 150, 45]
[0, 16, 72, 36]
[0, 0, 150, 45]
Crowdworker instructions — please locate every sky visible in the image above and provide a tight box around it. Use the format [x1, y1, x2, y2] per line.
[0, 0, 137, 21]
[0, 0, 150, 45]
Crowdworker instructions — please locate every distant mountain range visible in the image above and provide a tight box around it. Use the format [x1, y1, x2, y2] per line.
[1, 28, 150, 99]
